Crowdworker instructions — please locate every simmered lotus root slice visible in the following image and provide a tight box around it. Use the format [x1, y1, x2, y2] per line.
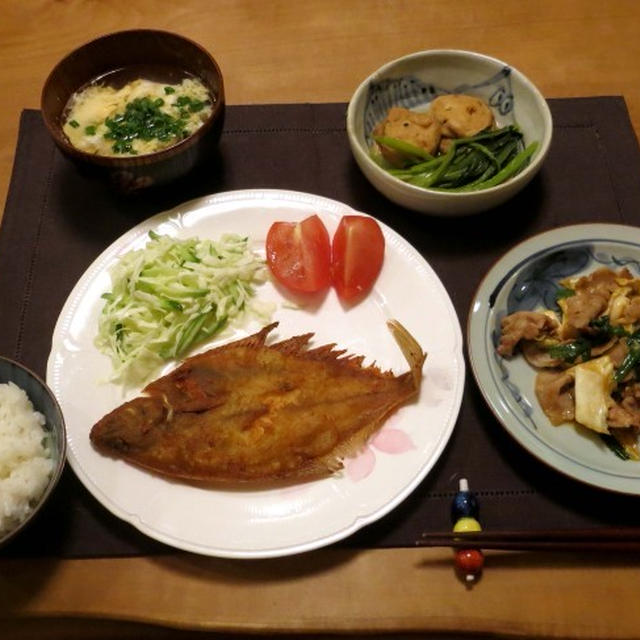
[430, 94, 494, 139]
[374, 107, 442, 162]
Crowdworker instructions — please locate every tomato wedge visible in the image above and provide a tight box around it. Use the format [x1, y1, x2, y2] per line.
[266, 214, 331, 293]
[331, 215, 385, 301]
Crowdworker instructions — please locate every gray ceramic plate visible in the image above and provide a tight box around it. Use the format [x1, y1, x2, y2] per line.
[468, 223, 640, 494]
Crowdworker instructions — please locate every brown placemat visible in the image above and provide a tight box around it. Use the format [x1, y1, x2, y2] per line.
[3, 99, 640, 558]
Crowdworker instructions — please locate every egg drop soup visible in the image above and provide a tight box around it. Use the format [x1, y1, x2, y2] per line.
[62, 76, 214, 157]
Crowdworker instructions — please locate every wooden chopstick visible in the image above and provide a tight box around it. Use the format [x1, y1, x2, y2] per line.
[417, 528, 640, 552]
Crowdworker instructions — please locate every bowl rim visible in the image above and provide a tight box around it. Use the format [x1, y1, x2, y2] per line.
[40, 28, 225, 166]
[0, 355, 67, 546]
[346, 48, 553, 200]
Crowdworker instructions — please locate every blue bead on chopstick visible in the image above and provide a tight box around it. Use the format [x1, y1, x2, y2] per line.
[451, 477, 479, 523]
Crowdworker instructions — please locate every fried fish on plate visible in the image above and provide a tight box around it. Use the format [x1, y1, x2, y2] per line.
[90, 320, 426, 483]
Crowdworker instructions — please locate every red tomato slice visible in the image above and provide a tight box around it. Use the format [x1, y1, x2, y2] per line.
[266, 214, 331, 293]
[331, 215, 385, 301]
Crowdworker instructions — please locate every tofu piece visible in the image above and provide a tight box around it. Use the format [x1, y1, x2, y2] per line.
[572, 355, 615, 434]
[376, 107, 442, 156]
[430, 94, 494, 138]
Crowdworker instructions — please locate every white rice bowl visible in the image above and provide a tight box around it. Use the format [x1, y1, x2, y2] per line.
[0, 381, 54, 537]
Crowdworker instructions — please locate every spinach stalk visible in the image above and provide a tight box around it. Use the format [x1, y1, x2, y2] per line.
[372, 125, 536, 192]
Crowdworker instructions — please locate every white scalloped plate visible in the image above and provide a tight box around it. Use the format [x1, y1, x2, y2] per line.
[468, 223, 640, 494]
[47, 189, 464, 557]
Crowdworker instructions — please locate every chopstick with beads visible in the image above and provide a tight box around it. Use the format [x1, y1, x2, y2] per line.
[419, 527, 640, 552]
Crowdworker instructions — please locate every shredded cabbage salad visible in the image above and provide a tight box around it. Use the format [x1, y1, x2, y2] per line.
[95, 230, 272, 385]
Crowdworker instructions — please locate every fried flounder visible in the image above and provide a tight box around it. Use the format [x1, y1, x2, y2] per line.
[90, 320, 426, 483]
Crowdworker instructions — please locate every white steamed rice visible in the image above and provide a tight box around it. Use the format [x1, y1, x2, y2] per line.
[0, 381, 54, 538]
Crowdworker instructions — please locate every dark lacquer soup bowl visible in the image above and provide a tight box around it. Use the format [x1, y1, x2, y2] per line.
[41, 29, 225, 194]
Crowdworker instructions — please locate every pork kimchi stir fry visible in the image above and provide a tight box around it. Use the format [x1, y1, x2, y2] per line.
[497, 267, 640, 460]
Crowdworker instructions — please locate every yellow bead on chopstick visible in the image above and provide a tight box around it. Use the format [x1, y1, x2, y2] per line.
[453, 516, 482, 533]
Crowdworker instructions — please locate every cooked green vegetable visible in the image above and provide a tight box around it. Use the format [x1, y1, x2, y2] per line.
[600, 434, 631, 460]
[372, 136, 435, 161]
[544, 315, 640, 382]
[554, 287, 575, 301]
[547, 338, 592, 364]
[588, 315, 630, 342]
[614, 333, 640, 383]
[372, 126, 537, 192]
[95, 231, 272, 385]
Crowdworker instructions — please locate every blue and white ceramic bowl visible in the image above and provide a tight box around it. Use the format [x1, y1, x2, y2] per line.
[0, 356, 66, 547]
[468, 224, 640, 494]
[346, 50, 552, 216]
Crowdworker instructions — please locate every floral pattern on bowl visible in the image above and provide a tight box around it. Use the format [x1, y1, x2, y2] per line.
[497, 245, 640, 319]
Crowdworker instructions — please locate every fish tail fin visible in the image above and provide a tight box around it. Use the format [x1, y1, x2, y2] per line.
[331, 321, 425, 463]
[387, 319, 426, 389]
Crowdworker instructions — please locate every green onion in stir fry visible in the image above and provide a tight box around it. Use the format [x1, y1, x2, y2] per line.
[545, 315, 640, 383]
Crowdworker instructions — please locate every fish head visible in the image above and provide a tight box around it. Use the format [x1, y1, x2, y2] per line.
[90, 396, 167, 455]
